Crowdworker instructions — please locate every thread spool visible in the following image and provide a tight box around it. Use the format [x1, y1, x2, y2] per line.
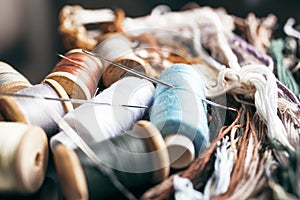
[94, 33, 155, 88]
[0, 79, 73, 136]
[46, 49, 103, 101]
[0, 61, 32, 93]
[150, 63, 209, 168]
[0, 122, 48, 194]
[53, 120, 170, 200]
[51, 76, 155, 149]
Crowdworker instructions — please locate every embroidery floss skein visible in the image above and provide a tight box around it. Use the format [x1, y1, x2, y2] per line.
[50, 76, 155, 149]
[53, 120, 170, 200]
[270, 39, 300, 99]
[238, 65, 294, 151]
[150, 63, 209, 168]
[0, 79, 73, 136]
[93, 33, 155, 88]
[0, 61, 32, 93]
[0, 122, 48, 194]
[45, 49, 103, 101]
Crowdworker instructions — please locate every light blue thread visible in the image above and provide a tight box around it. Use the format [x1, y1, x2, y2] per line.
[150, 64, 209, 155]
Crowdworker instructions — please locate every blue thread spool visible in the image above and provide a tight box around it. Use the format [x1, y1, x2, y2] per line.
[150, 64, 209, 168]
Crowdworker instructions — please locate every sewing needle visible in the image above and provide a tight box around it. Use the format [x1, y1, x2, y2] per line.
[82, 49, 174, 88]
[0, 92, 148, 108]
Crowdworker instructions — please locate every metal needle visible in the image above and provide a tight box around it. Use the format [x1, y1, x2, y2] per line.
[82, 49, 174, 88]
[0, 92, 148, 108]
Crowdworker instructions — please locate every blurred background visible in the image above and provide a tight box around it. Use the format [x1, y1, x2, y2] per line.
[0, 0, 299, 84]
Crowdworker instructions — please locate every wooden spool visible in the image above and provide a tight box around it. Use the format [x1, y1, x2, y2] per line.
[164, 134, 195, 169]
[95, 33, 155, 88]
[53, 120, 170, 200]
[0, 122, 48, 194]
[45, 49, 103, 100]
[0, 79, 73, 135]
[0, 61, 32, 93]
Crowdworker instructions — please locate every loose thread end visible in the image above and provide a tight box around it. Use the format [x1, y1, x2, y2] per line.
[57, 53, 83, 66]
[202, 98, 237, 112]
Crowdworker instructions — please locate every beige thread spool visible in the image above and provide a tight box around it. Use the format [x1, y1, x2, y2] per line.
[95, 33, 155, 88]
[0, 61, 32, 93]
[45, 49, 103, 101]
[0, 79, 73, 136]
[0, 122, 48, 194]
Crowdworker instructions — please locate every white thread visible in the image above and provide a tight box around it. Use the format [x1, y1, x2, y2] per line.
[206, 68, 241, 97]
[62, 6, 116, 27]
[44, 91, 138, 200]
[93, 34, 135, 66]
[15, 83, 66, 135]
[51, 76, 155, 149]
[150, 5, 171, 16]
[202, 136, 234, 197]
[284, 18, 300, 40]
[238, 65, 294, 150]
[173, 175, 203, 200]
[209, 65, 294, 150]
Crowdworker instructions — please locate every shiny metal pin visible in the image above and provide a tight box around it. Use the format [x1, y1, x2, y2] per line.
[0, 92, 148, 108]
[82, 49, 174, 88]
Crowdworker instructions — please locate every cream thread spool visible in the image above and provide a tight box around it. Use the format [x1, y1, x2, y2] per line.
[52, 120, 170, 200]
[0, 61, 32, 93]
[94, 33, 155, 88]
[0, 79, 73, 136]
[0, 122, 48, 194]
[50, 76, 155, 149]
[45, 49, 103, 101]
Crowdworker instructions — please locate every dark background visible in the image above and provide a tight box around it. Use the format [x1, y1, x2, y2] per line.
[0, 0, 299, 84]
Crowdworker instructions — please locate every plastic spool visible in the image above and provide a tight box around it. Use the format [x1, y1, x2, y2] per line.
[94, 33, 155, 88]
[0, 79, 73, 136]
[53, 120, 170, 200]
[0, 61, 32, 93]
[46, 49, 103, 101]
[0, 122, 48, 194]
[150, 64, 209, 169]
[50, 76, 155, 149]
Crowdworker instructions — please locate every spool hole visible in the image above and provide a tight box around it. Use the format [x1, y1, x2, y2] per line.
[35, 153, 42, 167]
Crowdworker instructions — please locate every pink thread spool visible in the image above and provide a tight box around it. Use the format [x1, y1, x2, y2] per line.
[46, 49, 103, 101]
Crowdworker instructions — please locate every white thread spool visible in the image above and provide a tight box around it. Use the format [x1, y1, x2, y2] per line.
[0, 61, 32, 93]
[51, 76, 155, 149]
[94, 33, 156, 88]
[0, 79, 73, 136]
[0, 122, 48, 194]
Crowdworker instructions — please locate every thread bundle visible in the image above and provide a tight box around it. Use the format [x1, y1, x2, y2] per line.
[0, 122, 48, 194]
[51, 76, 155, 149]
[150, 64, 209, 168]
[2, 2, 300, 200]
